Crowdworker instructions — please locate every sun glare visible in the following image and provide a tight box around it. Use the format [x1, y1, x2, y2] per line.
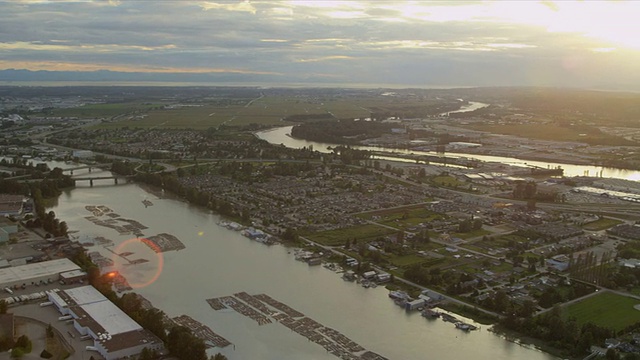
[493, 1, 640, 51]
[378, 1, 640, 51]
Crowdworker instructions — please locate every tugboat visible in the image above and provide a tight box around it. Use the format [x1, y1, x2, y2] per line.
[421, 308, 441, 318]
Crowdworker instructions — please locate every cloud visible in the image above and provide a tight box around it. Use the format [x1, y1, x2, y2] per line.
[295, 55, 354, 63]
[200, 1, 256, 14]
[0, 0, 639, 89]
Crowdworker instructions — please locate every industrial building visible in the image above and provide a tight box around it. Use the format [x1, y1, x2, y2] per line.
[0, 195, 24, 217]
[48, 285, 165, 360]
[0, 258, 80, 289]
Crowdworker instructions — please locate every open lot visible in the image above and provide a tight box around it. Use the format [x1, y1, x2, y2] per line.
[563, 291, 640, 332]
[582, 218, 623, 231]
[356, 205, 442, 229]
[43, 93, 449, 130]
[304, 224, 397, 246]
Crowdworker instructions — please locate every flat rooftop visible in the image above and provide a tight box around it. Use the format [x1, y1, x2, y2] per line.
[54, 285, 142, 336]
[0, 258, 80, 286]
[82, 300, 142, 335]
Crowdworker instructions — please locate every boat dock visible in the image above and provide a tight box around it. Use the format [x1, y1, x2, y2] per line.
[207, 296, 272, 325]
[206, 298, 227, 310]
[253, 294, 304, 318]
[424, 309, 479, 331]
[141, 233, 185, 252]
[206, 292, 388, 360]
[235, 292, 272, 315]
[172, 315, 231, 348]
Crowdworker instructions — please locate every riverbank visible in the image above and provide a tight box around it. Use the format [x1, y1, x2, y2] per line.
[255, 125, 640, 180]
[489, 325, 577, 360]
[44, 166, 558, 359]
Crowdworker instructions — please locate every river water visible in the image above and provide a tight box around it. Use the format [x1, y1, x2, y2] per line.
[44, 165, 557, 360]
[441, 101, 489, 116]
[256, 126, 640, 180]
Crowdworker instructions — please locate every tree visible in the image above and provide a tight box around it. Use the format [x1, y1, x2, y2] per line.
[211, 354, 228, 360]
[0, 300, 6, 314]
[282, 227, 298, 243]
[167, 326, 207, 360]
[139, 347, 160, 360]
[605, 348, 620, 360]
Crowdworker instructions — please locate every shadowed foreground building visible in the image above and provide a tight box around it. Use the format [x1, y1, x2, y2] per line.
[48, 285, 165, 360]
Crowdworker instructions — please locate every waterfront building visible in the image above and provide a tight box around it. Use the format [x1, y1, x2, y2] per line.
[48, 285, 165, 360]
[0, 195, 24, 217]
[0, 258, 80, 289]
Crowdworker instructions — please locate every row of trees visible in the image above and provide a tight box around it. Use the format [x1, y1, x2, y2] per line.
[291, 119, 394, 145]
[72, 252, 227, 360]
[501, 306, 614, 357]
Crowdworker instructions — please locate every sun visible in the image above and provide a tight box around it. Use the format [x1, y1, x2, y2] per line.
[495, 1, 640, 51]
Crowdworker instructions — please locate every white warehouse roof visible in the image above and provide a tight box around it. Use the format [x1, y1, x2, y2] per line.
[82, 300, 142, 335]
[0, 258, 80, 286]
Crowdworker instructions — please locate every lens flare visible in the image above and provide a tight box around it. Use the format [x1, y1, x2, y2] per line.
[112, 237, 164, 289]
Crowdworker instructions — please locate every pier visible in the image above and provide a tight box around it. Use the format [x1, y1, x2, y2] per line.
[206, 292, 388, 360]
[172, 315, 231, 348]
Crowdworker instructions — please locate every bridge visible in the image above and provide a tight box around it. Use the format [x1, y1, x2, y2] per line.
[61, 163, 112, 175]
[3, 163, 113, 181]
[72, 175, 134, 187]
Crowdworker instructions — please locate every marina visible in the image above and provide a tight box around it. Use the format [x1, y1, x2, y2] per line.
[141, 233, 185, 252]
[84, 204, 149, 235]
[207, 292, 388, 360]
[172, 314, 232, 348]
[207, 295, 273, 326]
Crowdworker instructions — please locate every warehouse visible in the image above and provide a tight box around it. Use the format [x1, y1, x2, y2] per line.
[0, 258, 80, 289]
[48, 285, 165, 360]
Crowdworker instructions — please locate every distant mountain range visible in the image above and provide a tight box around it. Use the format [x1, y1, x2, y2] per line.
[0, 68, 637, 92]
[0, 68, 288, 84]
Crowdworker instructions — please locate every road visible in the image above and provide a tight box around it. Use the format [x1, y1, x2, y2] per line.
[299, 235, 502, 319]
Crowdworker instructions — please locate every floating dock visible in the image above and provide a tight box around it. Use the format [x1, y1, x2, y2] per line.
[141, 233, 185, 252]
[206, 292, 388, 360]
[172, 315, 231, 348]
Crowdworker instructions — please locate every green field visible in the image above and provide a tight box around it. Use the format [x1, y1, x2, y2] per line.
[41, 102, 164, 118]
[36, 93, 451, 130]
[451, 229, 491, 240]
[582, 218, 623, 231]
[304, 224, 396, 246]
[465, 123, 625, 145]
[431, 175, 466, 187]
[357, 205, 443, 230]
[88, 95, 383, 129]
[563, 291, 640, 332]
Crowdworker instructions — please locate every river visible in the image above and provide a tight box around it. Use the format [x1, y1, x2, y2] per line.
[441, 101, 489, 116]
[256, 126, 640, 180]
[43, 165, 557, 360]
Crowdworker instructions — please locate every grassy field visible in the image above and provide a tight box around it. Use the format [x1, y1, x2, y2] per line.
[582, 218, 623, 231]
[563, 291, 640, 332]
[465, 123, 624, 144]
[357, 205, 444, 230]
[431, 175, 466, 187]
[42, 102, 163, 118]
[466, 234, 528, 254]
[304, 224, 397, 246]
[451, 229, 491, 240]
[43, 94, 445, 129]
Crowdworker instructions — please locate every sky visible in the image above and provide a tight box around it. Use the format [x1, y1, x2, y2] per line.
[1, 0, 640, 89]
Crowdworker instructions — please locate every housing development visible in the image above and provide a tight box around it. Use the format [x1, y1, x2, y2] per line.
[2, 86, 640, 359]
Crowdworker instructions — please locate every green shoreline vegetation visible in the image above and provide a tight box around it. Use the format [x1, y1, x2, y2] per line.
[8, 86, 640, 359]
